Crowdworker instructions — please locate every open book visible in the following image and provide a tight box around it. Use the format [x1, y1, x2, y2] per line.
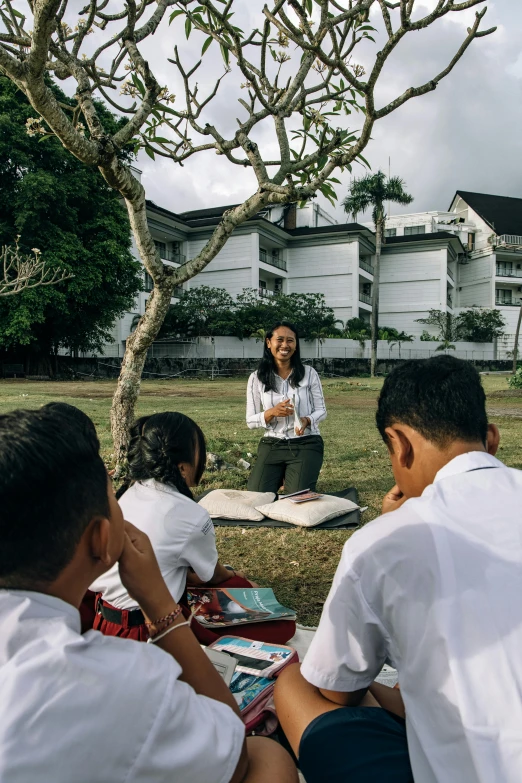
[187, 587, 296, 628]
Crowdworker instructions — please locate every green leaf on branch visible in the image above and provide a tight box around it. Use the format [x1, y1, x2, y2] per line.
[169, 9, 184, 23]
[185, 17, 192, 38]
[145, 146, 155, 160]
[202, 35, 213, 55]
[220, 44, 230, 66]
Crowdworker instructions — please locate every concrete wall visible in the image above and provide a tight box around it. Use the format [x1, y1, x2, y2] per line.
[287, 239, 359, 325]
[379, 246, 448, 335]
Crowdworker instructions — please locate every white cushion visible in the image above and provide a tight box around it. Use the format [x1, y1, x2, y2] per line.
[198, 489, 276, 521]
[255, 495, 359, 528]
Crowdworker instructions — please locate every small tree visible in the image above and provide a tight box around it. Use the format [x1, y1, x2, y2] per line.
[457, 307, 506, 343]
[343, 172, 413, 376]
[0, 0, 495, 467]
[0, 240, 71, 297]
[417, 309, 461, 352]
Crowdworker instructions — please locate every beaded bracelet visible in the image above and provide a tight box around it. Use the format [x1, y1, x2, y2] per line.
[145, 605, 183, 630]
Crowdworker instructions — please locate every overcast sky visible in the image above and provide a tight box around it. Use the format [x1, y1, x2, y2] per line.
[128, 1, 522, 223]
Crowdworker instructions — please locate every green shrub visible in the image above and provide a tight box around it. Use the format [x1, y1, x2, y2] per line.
[508, 368, 522, 389]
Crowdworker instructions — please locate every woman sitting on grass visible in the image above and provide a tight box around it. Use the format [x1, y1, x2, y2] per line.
[91, 411, 295, 644]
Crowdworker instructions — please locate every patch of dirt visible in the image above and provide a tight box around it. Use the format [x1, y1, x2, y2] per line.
[487, 390, 522, 399]
[487, 407, 522, 418]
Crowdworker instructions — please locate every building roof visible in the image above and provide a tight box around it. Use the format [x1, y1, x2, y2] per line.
[178, 204, 240, 225]
[451, 191, 522, 237]
[384, 231, 460, 245]
[286, 222, 369, 237]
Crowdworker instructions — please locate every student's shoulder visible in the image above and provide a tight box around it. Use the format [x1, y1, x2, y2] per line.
[342, 501, 425, 562]
[82, 627, 181, 684]
[164, 492, 212, 530]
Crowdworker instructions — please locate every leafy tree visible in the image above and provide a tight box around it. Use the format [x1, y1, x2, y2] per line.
[159, 286, 235, 338]
[417, 310, 462, 352]
[457, 307, 506, 343]
[343, 172, 413, 376]
[0, 76, 140, 373]
[0, 0, 494, 466]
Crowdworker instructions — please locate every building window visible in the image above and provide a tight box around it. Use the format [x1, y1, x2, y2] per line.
[384, 228, 397, 238]
[404, 225, 426, 236]
[154, 241, 167, 258]
[496, 288, 512, 305]
[259, 279, 266, 289]
[144, 271, 154, 292]
[467, 233, 475, 251]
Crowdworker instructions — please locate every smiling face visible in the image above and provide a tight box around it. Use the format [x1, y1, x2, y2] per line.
[266, 326, 297, 363]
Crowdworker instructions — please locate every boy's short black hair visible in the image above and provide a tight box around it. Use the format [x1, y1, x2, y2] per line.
[376, 356, 488, 448]
[0, 407, 109, 587]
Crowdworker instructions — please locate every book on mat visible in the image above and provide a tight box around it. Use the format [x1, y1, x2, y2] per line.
[279, 487, 310, 499]
[208, 637, 299, 715]
[186, 587, 296, 628]
[289, 491, 323, 504]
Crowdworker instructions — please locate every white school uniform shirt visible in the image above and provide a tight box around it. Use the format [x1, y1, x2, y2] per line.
[91, 479, 217, 608]
[0, 590, 244, 783]
[246, 365, 326, 439]
[301, 452, 522, 783]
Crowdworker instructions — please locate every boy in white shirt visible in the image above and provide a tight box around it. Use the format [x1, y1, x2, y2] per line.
[0, 405, 297, 783]
[275, 355, 522, 783]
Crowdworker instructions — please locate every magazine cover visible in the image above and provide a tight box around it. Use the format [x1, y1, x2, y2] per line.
[230, 672, 273, 712]
[210, 636, 295, 677]
[187, 587, 296, 627]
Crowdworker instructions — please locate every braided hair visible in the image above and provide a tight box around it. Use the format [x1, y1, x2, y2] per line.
[116, 412, 206, 500]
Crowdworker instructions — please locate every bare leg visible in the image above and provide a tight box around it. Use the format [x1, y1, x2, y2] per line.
[242, 736, 298, 783]
[274, 663, 380, 757]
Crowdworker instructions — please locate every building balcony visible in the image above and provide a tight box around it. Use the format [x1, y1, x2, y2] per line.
[359, 259, 374, 275]
[161, 251, 186, 265]
[173, 285, 184, 298]
[258, 287, 275, 298]
[495, 235, 522, 251]
[259, 249, 287, 272]
[447, 266, 454, 282]
[359, 292, 372, 306]
[496, 296, 521, 307]
[496, 264, 522, 279]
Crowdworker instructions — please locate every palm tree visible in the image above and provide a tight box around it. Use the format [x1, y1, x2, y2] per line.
[343, 172, 413, 376]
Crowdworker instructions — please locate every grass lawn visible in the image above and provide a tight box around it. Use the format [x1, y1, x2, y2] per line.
[1, 374, 521, 625]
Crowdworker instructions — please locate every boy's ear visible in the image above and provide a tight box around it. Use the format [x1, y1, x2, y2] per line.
[88, 517, 113, 567]
[384, 425, 413, 468]
[486, 423, 500, 456]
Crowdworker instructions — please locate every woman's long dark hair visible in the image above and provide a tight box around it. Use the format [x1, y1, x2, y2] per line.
[116, 412, 206, 500]
[256, 321, 305, 392]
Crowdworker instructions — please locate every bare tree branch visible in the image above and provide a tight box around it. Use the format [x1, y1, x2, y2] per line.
[0, 240, 73, 297]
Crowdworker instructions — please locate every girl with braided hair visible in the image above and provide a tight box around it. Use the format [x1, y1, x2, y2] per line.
[91, 412, 295, 644]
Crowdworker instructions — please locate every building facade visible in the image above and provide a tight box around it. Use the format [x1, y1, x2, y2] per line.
[109, 182, 521, 355]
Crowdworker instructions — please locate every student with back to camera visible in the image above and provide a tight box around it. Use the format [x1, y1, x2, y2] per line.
[0, 404, 298, 783]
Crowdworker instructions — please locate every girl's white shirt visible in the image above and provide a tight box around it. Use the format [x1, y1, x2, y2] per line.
[90, 479, 217, 609]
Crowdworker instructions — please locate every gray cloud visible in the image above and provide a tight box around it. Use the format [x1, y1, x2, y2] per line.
[118, 1, 522, 221]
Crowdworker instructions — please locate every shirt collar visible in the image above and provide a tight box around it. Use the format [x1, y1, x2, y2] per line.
[140, 478, 182, 497]
[434, 451, 504, 484]
[1, 589, 81, 631]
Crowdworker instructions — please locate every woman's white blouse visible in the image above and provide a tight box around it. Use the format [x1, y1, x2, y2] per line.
[246, 365, 327, 439]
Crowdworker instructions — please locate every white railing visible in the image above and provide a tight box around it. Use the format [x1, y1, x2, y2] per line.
[496, 235, 522, 249]
[496, 265, 522, 278]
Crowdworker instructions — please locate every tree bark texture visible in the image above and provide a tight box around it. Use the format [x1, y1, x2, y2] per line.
[370, 213, 382, 377]
[512, 304, 522, 373]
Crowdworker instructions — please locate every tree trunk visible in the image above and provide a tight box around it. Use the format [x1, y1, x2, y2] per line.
[370, 212, 383, 377]
[513, 303, 522, 373]
[110, 278, 175, 471]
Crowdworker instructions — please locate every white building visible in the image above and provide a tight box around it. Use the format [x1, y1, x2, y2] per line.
[109, 185, 521, 355]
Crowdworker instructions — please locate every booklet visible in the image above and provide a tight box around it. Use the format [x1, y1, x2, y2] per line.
[209, 636, 297, 678]
[279, 487, 310, 499]
[187, 587, 296, 628]
[203, 646, 237, 686]
[289, 491, 323, 504]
